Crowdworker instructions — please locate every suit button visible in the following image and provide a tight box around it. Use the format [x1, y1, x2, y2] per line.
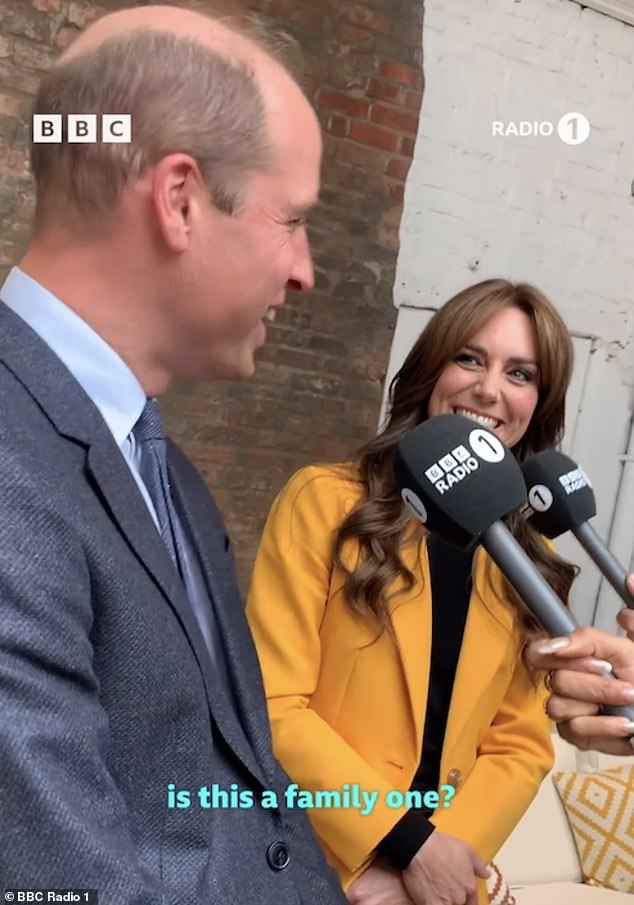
[446, 768, 463, 789]
[267, 841, 290, 870]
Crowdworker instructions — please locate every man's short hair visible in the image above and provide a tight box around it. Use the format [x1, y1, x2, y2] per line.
[30, 26, 273, 232]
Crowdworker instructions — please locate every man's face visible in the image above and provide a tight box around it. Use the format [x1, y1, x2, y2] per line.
[174, 97, 322, 381]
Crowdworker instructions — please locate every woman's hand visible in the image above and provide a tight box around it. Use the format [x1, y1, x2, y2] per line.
[347, 862, 416, 905]
[402, 830, 489, 905]
[526, 589, 634, 755]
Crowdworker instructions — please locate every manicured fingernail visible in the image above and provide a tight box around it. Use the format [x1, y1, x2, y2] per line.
[588, 659, 613, 674]
[621, 721, 634, 734]
[536, 637, 570, 654]
[622, 688, 634, 701]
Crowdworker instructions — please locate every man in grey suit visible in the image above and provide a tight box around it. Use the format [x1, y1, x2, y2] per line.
[0, 5, 347, 904]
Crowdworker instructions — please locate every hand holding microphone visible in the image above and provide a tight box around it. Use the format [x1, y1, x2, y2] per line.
[517, 448, 634, 751]
[525, 619, 634, 755]
[394, 414, 634, 750]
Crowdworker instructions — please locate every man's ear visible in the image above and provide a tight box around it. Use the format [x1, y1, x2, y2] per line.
[151, 154, 203, 252]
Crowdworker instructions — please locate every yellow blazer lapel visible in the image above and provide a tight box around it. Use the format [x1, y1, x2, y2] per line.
[441, 550, 517, 762]
[388, 535, 433, 757]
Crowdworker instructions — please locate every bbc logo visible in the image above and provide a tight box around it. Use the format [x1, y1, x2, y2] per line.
[32, 114, 132, 143]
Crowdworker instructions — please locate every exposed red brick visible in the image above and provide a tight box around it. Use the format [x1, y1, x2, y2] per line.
[327, 114, 350, 138]
[378, 59, 423, 89]
[370, 104, 419, 135]
[350, 121, 399, 152]
[367, 77, 402, 103]
[404, 89, 423, 111]
[400, 135, 416, 156]
[316, 89, 370, 119]
[324, 134, 388, 171]
[385, 157, 411, 181]
[389, 182, 405, 203]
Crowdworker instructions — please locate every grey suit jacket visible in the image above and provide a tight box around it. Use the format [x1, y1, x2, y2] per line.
[0, 302, 347, 905]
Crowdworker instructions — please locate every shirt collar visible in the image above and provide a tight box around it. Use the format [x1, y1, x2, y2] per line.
[0, 266, 146, 447]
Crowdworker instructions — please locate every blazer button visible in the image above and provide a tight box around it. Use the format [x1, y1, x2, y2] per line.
[267, 841, 290, 871]
[446, 768, 463, 789]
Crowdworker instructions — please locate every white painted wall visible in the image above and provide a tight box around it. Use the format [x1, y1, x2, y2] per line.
[387, 0, 634, 628]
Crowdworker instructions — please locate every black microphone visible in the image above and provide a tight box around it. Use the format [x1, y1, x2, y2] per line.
[521, 450, 634, 610]
[394, 413, 634, 736]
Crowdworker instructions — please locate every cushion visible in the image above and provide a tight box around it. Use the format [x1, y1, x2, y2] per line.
[512, 881, 633, 904]
[553, 764, 633, 895]
[487, 860, 516, 904]
[495, 748, 582, 885]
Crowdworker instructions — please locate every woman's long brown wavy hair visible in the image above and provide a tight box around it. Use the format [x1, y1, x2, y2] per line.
[333, 278, 579, 636]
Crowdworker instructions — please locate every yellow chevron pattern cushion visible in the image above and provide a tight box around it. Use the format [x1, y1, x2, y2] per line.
[486, 861, 516, 904]
[553, 764, 633, 894]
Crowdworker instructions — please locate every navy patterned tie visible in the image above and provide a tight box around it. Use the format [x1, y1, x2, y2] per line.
[133, 399, 179, 568]
[133, 399, 218, 663]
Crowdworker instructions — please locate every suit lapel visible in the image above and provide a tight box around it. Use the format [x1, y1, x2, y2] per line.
[0, 304, 268, 785]
[87, 438, 269, 787]
[0, 305, 208, 662]
[86, 441, 190, 613]
[84, 440, 245, 715]
[166, 450, 276, 786]
[388, 534, 433, 750]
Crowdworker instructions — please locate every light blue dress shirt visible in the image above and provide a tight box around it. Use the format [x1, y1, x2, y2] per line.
[0, 266, 160, 528]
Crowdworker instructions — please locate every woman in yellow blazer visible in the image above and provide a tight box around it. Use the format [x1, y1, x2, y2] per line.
[247, 280, 579, 905]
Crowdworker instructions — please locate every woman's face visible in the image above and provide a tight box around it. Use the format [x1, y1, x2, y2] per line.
[428, 306, 540, 448]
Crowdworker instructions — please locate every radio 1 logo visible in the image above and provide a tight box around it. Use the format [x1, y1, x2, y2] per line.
[492, 112, 590, 146]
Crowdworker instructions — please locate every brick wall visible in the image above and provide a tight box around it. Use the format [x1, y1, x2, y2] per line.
[0, 0, 424, 592]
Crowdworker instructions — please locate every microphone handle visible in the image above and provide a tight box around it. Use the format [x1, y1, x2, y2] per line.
[483, 520, 578, 635]
[574, 521, 634, 609]
[482, 520, 634, 745]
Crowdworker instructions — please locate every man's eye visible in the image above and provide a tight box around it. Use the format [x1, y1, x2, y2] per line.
[287, 217, 306, 229]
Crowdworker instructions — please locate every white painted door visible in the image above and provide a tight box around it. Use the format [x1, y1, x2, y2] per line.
[558, 336, 634, 628]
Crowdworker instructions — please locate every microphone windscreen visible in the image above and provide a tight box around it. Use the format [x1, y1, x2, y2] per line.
[521, 450, 596, 538]
[394, 414, 527, 548]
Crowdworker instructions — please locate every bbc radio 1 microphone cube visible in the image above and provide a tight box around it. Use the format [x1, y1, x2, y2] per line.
[394, 414, 634, 740]
[394, 412, 527, 549]
[522, 449, 634, 609]
[393, 413, 579, 636]
[394, 415, 579, 635]
[521, 449, 595, 539]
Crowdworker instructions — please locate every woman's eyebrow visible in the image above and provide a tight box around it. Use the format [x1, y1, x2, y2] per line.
[463, 344, 538, 368]
[508, 356, 539, 368]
